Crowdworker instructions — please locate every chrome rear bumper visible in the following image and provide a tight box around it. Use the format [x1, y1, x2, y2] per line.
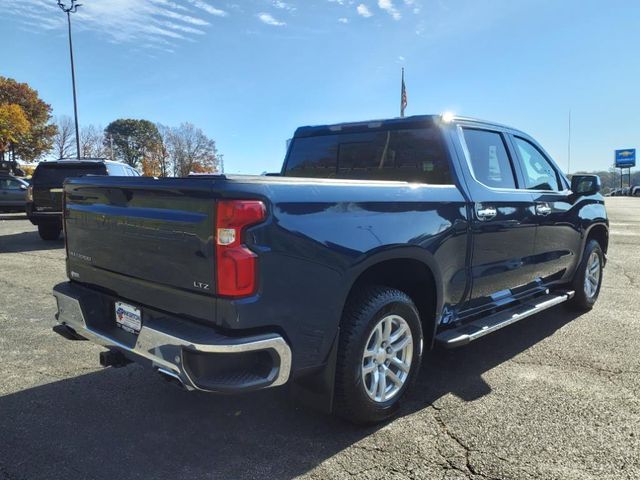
[53, 282, 292, 392]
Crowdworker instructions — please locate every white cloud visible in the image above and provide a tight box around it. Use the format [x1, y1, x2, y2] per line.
[338, 17, 349, 23]
[356, 4, 373, 17]
[328, 0, 345, 4]
[185, 0, 228, 17]
[273, 1, 295, 10]
[257, 12, 286, 26]
[1, 0, 230, 50]
[378, 0, 401, 20]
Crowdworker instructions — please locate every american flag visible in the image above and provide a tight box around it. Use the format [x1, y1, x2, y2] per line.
[400, 68, 408, 117]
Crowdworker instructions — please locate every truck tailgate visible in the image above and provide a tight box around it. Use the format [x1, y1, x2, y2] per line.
[64, 177, 215, 297]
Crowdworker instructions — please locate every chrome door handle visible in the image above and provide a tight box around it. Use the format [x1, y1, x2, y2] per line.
[536, 203, 552, 216]
[476, 205, 497, 220]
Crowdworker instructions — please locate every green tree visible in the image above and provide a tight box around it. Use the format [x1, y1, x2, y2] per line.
[0, 76, 57, 161]
[104, 119, 162, 169]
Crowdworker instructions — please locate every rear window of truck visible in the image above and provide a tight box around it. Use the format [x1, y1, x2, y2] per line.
[33, 164, 107, 185]
[284, 127, 452, 184]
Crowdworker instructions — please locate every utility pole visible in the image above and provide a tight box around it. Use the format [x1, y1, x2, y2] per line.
[57, 1, 82, 159]
[567, 109, 571, 175]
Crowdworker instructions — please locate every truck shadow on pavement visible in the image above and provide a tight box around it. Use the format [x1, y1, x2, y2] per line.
[0, 231, 63, 252]
[0, 306, 582, 480]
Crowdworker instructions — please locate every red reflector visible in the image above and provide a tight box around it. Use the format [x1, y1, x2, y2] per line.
[215, 200, 266, 297]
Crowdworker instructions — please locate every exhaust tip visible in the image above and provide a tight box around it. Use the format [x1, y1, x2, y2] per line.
[157, 368, 188, 391]
[53, 323, 85, 341]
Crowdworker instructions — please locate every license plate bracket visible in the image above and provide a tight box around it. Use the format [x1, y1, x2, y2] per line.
[114, 301, 142, 335]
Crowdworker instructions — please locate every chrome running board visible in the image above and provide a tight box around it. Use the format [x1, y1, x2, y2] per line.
[436, 291, 575, 348]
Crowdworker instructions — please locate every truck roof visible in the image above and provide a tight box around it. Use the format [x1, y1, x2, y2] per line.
[40, 158, 115, 166]
[293, 114, 518, 138]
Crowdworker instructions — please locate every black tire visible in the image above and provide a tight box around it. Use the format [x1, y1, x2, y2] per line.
[568, 239, 604, 311]
[38, 223, 61, 241]
[334, 286, 423, 425]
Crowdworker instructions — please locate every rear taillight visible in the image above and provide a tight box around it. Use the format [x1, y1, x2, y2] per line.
[215, 200, 266, 297]
[26, 185, 33, 202]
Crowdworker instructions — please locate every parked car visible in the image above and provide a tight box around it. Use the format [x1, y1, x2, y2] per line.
[26, 159, 140, 240]
[52, 114, 608, 424]
[0, 174, 29, 212]
[631, 185, 640, 197]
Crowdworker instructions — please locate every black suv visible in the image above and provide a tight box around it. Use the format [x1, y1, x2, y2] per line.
[27, 159, 140, 240]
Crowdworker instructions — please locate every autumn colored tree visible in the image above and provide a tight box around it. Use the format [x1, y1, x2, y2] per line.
[165, 122, 220, 176]
[104, 119, 162, 169]
[0, 76, 57, 161]
[0, 104, 30, 155]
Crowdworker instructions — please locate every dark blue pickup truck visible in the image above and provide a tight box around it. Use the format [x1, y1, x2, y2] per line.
[53, 114, 608, 424]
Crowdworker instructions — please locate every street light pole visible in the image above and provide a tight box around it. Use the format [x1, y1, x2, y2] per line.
[58, 1, 82, 159]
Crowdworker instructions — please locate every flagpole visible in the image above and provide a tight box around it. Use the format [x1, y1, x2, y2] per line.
[400, 68, 405, 118]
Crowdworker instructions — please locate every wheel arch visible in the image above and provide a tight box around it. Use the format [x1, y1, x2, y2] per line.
[340, 249, 444, 348]
[584, 223, 609, 256]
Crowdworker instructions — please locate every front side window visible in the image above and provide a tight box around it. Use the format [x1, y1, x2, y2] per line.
[513, 137, 560, 191]
[462, 128, 516, 189]
[284, 127, 451, 184]
[0, 178, 23, 190]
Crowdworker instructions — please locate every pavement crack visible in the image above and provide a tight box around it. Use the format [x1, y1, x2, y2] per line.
[618, 263, 637, 287]
[432, 408, 505, 480]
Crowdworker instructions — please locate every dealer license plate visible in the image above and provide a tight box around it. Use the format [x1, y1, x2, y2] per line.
[115, 301, 142, 334]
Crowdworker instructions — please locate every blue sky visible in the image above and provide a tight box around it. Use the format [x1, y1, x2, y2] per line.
[2, 0, 638, 174]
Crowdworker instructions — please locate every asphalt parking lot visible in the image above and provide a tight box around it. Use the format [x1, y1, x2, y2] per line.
[0, 197, 638, 480]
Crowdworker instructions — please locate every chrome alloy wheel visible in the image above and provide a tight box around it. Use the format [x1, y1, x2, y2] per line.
[584, 251, 601, 299]
[361, 314, 413, 403]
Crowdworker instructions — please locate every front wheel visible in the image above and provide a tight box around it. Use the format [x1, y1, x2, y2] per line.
[334, 286, 423, 425]
[568, 239, 604, 311]
[38, 223, 61, 241]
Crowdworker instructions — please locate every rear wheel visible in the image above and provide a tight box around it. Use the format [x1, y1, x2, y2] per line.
[38, 223, 61, 241]
[568, 239, 604, 311]
[334, 286, 423, 425]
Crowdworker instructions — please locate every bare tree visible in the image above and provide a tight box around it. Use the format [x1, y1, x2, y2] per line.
[52, 116, 76, 159]
[166, 122, 220, 177]
[80, 124, 107, 158]
[152, 124, 173, 177]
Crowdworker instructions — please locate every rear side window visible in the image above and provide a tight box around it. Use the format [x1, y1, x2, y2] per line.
[513, 137, 560, 191]
[32, 164, 107, 185]
[284, 127, 452, 184]
[107, 163, 129, 176]
[462, 129, 516, 189]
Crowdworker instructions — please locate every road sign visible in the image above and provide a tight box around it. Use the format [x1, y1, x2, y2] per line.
[615, 149, 636, 168]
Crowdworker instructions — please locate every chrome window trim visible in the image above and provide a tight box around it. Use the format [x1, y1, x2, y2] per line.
[456, 125, 526, 195]
[511, 135, 565, 193]
[456, 124, 569, 196]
